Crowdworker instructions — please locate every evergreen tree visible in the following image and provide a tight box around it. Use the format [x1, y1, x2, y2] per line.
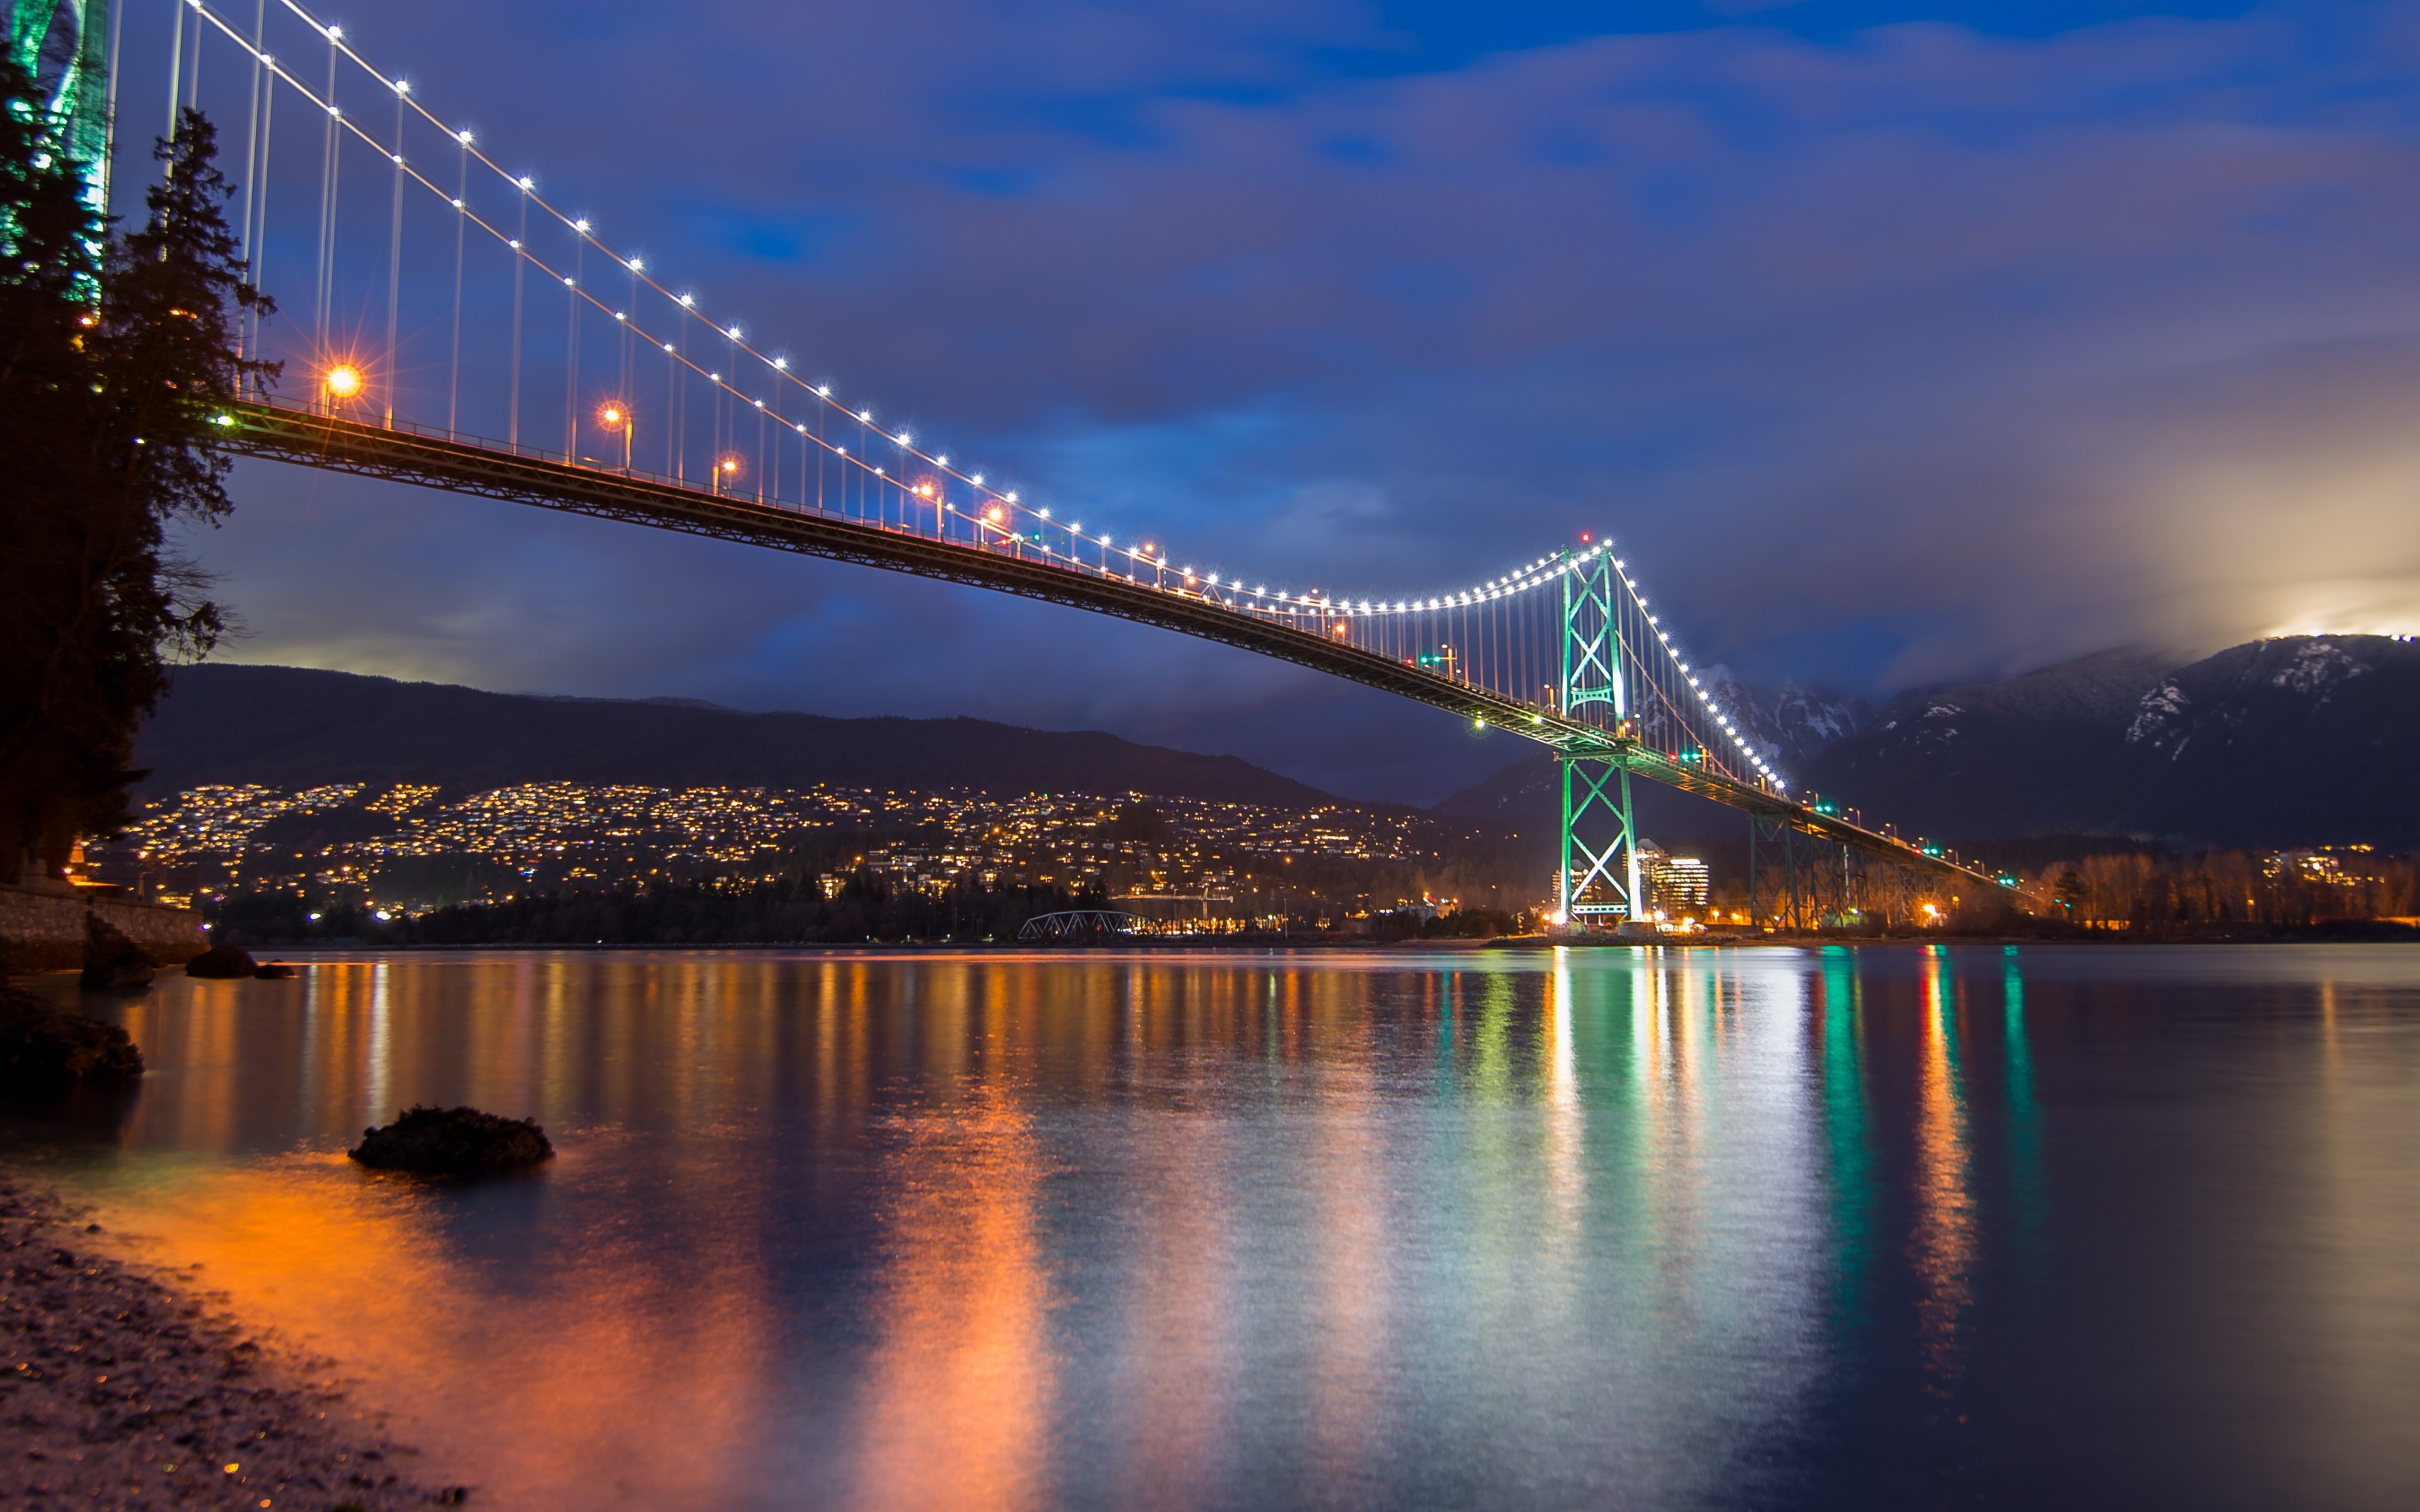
[0, 84, 272, 883]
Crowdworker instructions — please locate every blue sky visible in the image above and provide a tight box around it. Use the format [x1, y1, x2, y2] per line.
[126, 0, 2420, 801]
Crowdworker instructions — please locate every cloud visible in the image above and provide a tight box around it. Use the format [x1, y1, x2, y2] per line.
[139, 1, 2420, 799]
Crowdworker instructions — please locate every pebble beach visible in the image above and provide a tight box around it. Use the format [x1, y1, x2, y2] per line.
[0, 1171, 456, 1510]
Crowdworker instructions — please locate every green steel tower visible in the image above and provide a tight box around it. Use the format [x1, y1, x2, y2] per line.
[5, 0, 111, 210]
[1557, 547, 1640, 928]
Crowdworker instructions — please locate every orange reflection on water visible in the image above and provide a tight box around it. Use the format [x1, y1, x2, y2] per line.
[1910, 949, 1976, 1383]
[87, 1157, 777, 1509]
[849, 1085, 1056, 1510]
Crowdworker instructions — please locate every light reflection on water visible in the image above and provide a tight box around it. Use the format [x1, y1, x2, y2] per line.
[11, 944, 2420, 1510]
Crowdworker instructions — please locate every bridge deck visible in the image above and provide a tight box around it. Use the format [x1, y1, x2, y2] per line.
[219, 401, 2007, 895]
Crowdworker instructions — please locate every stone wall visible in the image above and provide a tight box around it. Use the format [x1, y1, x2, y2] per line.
[0, 885, 207, 972]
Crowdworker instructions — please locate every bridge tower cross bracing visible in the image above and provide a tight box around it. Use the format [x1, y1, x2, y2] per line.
[1557, 546, 1640, 930]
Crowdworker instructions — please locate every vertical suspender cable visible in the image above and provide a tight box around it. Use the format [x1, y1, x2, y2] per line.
[187, 3, 202, 109]
[104, 0, 124, 207]
[448, 136, 464, 433]
[166, 0, 184, 154]
[565, 232, 581, 459]
[238, 0, 262, 357]
[508, 186, 525, 448]
[384, 82, 403, 429]
[313, 31, 335, 352]
[249, 64, 271, 382]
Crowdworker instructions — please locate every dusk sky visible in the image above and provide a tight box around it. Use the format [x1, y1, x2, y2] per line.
[131, 0, 2420, 802]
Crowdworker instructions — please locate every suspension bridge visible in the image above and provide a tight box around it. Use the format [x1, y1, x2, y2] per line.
[34, 0, 2027, 929]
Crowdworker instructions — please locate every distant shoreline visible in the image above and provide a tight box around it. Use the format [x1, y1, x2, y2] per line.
[168, 925, 2420, 956]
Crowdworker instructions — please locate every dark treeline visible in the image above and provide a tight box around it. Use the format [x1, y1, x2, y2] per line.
[214, 871, 1117, 947]
[1, 81, 265, 882]
[210, 874, 1536, 948]
[2025, 849, 2420, 932]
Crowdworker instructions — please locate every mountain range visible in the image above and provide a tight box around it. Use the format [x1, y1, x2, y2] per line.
[137, 636, 2417, 849]
[133, 664, 1336, 808]
[1435, 636, 2417, 849]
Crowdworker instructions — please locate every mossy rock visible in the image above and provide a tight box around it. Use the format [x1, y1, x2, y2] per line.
[0, 987, 145, 1091]
[350, 1105, 554, 1174]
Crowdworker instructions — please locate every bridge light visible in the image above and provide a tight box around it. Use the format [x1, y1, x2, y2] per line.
[456, 129, 474, 146]
[857, 410, 873, 423]
[573, 218, 591, 233]
[327, 24, 342, 40]
[815, 384, 831, 397]
[518, 176, 534, 191]
[1006, 491, 1020, 503]
[774, 357, 788, 370]
[664, 341, 675, 352]
[322, 364, 364, 401]
[974, 473, 987, 486]
[728, 326, 743, 340]
[597, 403, 626, 428]
[987, 506, 1005, 522]
[934, 453, 947, 466]
[628, 256, 643, 271]
[679, 293, 694, 307]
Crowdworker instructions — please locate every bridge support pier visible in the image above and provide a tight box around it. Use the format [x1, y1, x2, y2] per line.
[1749, 815, 1811, 932]
[1559, 753, 1639, 931]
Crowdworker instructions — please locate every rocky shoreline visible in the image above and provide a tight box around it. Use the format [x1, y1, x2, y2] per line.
[0, 1171, 460, 1509]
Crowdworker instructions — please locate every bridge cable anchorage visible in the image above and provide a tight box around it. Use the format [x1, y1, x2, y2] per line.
[178, 0, 2029, 924]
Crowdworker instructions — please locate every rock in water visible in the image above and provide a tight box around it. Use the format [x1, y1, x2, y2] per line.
[79, 915, 154, 992]
[185, 944, 261, 978]
[350, 1105, 555, 1174]
[0, 987, 146, 1091]
[255, 961, 298, 979]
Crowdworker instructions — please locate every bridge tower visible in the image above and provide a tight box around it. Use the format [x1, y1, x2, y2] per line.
[1557, 547, 1641, 930]
[4, 0, 112, 212]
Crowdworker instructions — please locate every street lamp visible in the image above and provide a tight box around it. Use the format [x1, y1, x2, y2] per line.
[715, 455, 741, 495]
[597, 401, 633, 474]
[322, 363, 364, 416]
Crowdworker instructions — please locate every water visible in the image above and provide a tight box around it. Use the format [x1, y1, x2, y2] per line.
[9, 944, 2419, 1509]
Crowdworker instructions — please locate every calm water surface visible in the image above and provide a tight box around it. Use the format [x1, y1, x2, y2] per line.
[9, 944, 2420, 1509]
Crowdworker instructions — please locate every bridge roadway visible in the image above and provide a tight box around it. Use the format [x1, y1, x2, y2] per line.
[219, 400, 2007, 896]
